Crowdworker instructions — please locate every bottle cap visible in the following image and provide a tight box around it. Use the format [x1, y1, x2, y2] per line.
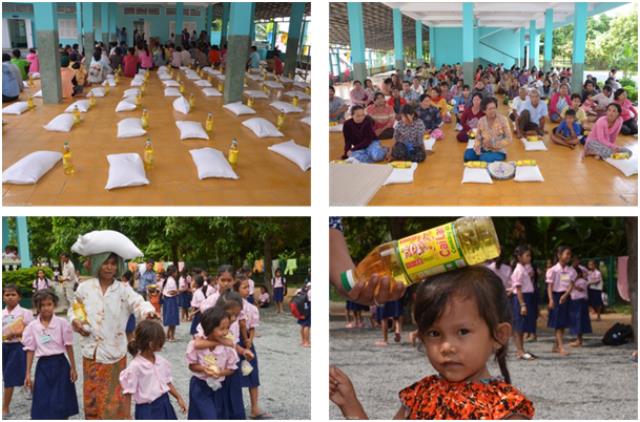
[340, 269, 356, 292]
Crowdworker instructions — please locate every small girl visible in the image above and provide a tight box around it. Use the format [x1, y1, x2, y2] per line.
[26, 48, 39, 74]
[486, 256, 512, 296]
[162, 265, 180, 342]
[178, 269, 192, 322]
[190, 275, 215, 336]
[120, 320, 187, 419]
[330, 266, 534, 419]
[122, 270, 137, 342]
[586, 259, 604, 320]
[3, 284, 34, 418]
[257, 286, 270, 308]
[32, 269, 52, 293]
[568, 266, 592, 347]
[199, 265, 235, 313]
[510, 245, 538, 361]
[22, 289, 79, 419]
[375, 297, 403, 347]
[546, 246, 576, 356]
[345, 300, 367, 328]
[185, 307, 238, 420]
[271, 268, 287, 314]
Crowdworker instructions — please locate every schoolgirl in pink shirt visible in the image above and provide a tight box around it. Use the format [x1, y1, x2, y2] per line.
[510, 246, 537, 361]
[568, 267, 592, 347]
[486, 258, 513, 295]
[32, 269, 52, 293]
[586, 259, 604, 320]
[119, 320, 186, 419]
[545, 246, 576, 356]
[189, 275, 216, 335]
[162, 266, 180, 342]
[199, 265, 235, 313]
[22, 290, 78, 419]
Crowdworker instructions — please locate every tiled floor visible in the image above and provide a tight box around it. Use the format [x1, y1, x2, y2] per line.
[330, 83, 637, 206]
[3, 70, 311, 206]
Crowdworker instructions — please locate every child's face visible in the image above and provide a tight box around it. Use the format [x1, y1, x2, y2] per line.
[3, 290, 20, 308]
[572, 97, 581, 108]
[210, 317, 230, 340]
[38, 298, 56, 319]
[226, 304, 241, 321]
[218, 271, 234, 293]
[559, 249, 572, 265]
[420, 296, 509, 383]
[237, 280, 250, 298]
[520, 251, 532, 265]
[37, 270, 45, 279]
[587, 261, 596, 270]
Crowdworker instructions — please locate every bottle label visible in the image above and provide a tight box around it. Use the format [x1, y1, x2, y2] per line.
[340, 269, 356, 292]
[397, 222, 466, 284]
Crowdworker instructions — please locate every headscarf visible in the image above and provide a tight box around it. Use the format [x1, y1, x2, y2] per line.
[89, 252, 126, 280]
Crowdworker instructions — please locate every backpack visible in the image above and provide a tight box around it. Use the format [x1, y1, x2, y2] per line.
[602, 323, 634, 346]
[289, 286, 310, 320]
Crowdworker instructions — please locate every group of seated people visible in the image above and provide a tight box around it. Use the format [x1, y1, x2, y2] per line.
[330, 62, 637, 164]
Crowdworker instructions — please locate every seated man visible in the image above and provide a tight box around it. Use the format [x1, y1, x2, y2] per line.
[247, 46, 261, 70]
[329, 86, 349, 123]
[2, 54, 21, 102]
[10, 49, 29, 80]
[515, 89, 548, 139]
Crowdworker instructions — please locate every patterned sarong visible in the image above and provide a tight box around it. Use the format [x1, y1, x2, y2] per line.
[82, 356, 128, 419]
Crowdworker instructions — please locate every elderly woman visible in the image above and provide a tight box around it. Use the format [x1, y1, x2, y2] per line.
[342, 105, 388, 163]
[456, 93, 485, 143]
[366, 92, 396, 139]
[464, 97, 512, 163]
[390, 104, 427, 162]
[583, 103, 631, 160]
[549, 83, 571, 122]
[70, 251, 156, 419]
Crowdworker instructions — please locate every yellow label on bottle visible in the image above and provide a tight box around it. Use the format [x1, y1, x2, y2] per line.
[397, 223, 466, 284]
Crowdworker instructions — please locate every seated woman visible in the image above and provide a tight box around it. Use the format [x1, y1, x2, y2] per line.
[430, 86, 451, 123]
[341, 105, 388, 163]
[549, 83, 571, 122]
[613, 88, 638, 136]
[366, 92, 396, 139]
[456, 93, 485, 143]
[390, 104, 427, 163]
[464, 97, 512, 163]
[416, 94, 443, 140]
[329, 86, 349, 124]
[583, 103, 631, 160]
[87, 49, 106, 85]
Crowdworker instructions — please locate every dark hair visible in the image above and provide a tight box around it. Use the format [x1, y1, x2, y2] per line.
[373, 92, 385, 101]
[414, 266, 512, 383]
[166, 264, 178, 279]
[2, 283, 20, 295]
[329, 85, 335, 93]
[481, 96, 497, 111]
[471, 92, 483, 103]
[419, 93, 430, 103]
[93, 47, 102, 62]
[570, 93, 581, 101]
[350, 104, 364, 115]
[383, 77, 392, 85]
[200, 306, 230, 336]
[400, 104, 415, 118]
[233, 277, 249, 292]
[602, 85, 612, 93]
[214, 290, 243, 312]
[2, 53, 10, 62]
[33, 289, 59, 309]
[511, 245, 532, 269]
[12, 49, 21, 58]
[554, 245, 572, 264]
[613, 88, 626, 101]
[462, 84, 470, 90]
[564, 109, 576, 118]
[431, 86, 441, 95]
[127, 320, 165, 356]
[122, 270, 133, 283]
[217, 264, 234, 277]
[353, 80, 362, 86]
[607, 102, 622, 115]
[128, 47, 135, 55]
[194, 275, 209, 298]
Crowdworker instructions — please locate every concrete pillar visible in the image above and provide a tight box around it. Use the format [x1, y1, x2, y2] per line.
[224, 2, 252, 104]
[101, 3, 109, 45]
[462, 3, 474, 87]
[16, 217, 31, 269]
[206, 4, 213, 41]
[529, 20, 536, 69]
[34, 3, 62, 104]
[571, 2, 588, 93]
[392, 8, 404, 72]
[473, 26, 480, 72]
[249, 3, 256, 47]
[76, 2, 83, 45]
[429, 26, 435, 66]
[270, 20, 278, 50]
[2, 217, 9, 250]
[284, 3, 305, 76]
[543, 8, 554, 72]
[347, 2, 367, 83]
[519, 27, 526, 68]
[82, 2, 95, 69]
[221, 3, 230, 46]
[176, 2, 184, 44]
[415, 20, 423, 65]
[109, 3, 117, 42]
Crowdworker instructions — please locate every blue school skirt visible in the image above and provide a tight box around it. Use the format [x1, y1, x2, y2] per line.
[247, 295, 255, 305]
[135, 392, 177, 420]
[375, 300, 402, 321]
[298, 307, 311, 327]
[218, 367, 246, 420]
[346, 300, 369, 312]
[273, 287, 285, 303]
[178, 291, 193, 309]
[547, 291, 571, 329]
[126, 314, 136, 334]
[239, 338, 260, 388]
[31, 354, 79, 420]
[190, 311, 202, 335]
[569, 298, 593, 336]
[2, 342, 26, 387]
[511, 293, 538, 334]
[188, 376, 218, 420]
[162, 295, 180, 327]
[588, 288, 603, 308]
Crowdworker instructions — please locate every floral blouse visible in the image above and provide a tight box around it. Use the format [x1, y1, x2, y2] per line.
[394, 119, 426, 151]
[416, 105, 442, 131]
[399, 375, 534, 420]
[476, 114, 512, 152]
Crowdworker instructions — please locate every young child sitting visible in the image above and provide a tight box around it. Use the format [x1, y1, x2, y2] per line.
[330, 266, 534, 419]
[551, 109, 582, 149]
[430, 87, 451, 123]
[562, 93, 591, 132]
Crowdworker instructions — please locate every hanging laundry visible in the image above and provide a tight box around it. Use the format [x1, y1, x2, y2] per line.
[284, 258, 298, 275]
[271, 259, 281, 278]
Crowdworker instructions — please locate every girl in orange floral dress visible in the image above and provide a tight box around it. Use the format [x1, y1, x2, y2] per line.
[330, 266, 534, 419]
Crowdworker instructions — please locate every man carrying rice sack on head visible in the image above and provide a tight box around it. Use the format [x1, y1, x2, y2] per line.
[68, 230, 158, 419]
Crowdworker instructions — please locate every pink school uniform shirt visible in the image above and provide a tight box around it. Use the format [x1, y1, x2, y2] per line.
[185, 334, 238, 382]
[119, 353, 172, 404]
[138, 51, 153, 69]
[162, 276, 178, 297]
[198, 291, 221, 313]
[587, 269, 603, 290]
[190, 286, 216, 309]
[229, 313, 246, 342]
[570, 277, 589, 301]
[243, 299, 260, 329]
[486, 262, 512, 291]
[32, 277, 51, 291]
[26, 52, 39, 73]
[178, 276, 189, 292]
[510, 263, 535, 294]
[546, 263, 577, 292]
[585, 115, 622, 148]
[3, 305, 34, 343]
[22, 315, 73, 357]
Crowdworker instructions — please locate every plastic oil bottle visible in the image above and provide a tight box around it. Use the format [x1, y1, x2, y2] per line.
[189, 93, 196, 108]
[105, 84, 110, 95]
[340, 217, 500, 292]
[291, 95, 299, 107]
[205, 113, 214, 133]
[228, 138, 239, 168]
[276, 112, 285, 130]
[72, 106, 81, 125]
[88, 93, 96, 108]
[218, 81, 224, 93]
[179, 82, 185, 94]
[143, 138, 154, 171]
[62, 142, 75, 175]
[141, 109, 149, 129]
[247, 96, 254, 108]
[27, 96, 34, 110]
[135, 92, 142, 107]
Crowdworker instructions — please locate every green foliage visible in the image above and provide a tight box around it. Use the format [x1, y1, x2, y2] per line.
[2, 267, 53, 297]
[619, 77, 637, 88]
[623, 85, 638, 102]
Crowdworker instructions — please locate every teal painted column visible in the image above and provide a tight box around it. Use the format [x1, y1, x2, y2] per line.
[109, 3, 117, 42]
[16, 217, 31, 269]
[571, 2, 588, 93]
[2, 217, 9, 250]
[284, 3, 305, 76]
[392, 8, 404, 72]
[462, 3, 474, 86]
[221, 3, 230, 46]
[429, 26, 435, 66]
[270, 20, 278, 49]
[176, 2, 184, 43]
[415, 20, 423, 65]
[473, 25, 480, 71]
[249, 3, 256, 46]
[543, 9, 553, 72]
[519, 27, 526, 68]
[34, 3, 62, 104]
[82, 3, 95, 69]
[101, 3, 109, 45]
[347, 2, 367, 83]
[206, 4, 213, 39]
[76, 2, 83, 44]
[529, 20, 536, 69]
[224, 2, 252, 104]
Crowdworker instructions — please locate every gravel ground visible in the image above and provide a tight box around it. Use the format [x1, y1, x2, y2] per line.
[6, 307, 310, 420]
[330, 320, 638, 420]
